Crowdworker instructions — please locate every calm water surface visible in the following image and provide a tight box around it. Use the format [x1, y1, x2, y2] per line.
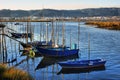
[0, 22, 120, 80]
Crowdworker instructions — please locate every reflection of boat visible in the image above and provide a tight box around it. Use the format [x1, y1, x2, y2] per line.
[11, 33, 32, 38]
[35, 54, 78, 70]
[36, 46, 79, 57]
[57, 65, 106, 75]
[58, 59, 106, 69]
[6, 59, 17, 63]
[14, 57, 29, 67]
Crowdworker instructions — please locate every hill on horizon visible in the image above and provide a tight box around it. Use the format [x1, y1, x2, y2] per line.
[0, 8, 120, 17]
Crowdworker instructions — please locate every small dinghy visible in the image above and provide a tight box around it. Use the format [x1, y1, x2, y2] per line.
[58, 59, 106, 69]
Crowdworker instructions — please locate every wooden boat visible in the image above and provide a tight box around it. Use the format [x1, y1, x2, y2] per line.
[57, 33, 105, 69]
[57, 65, 105, 75]
[35, 20, 80, 57]
[35, 46, 79, 57]
[11, 33, 32, 38]
[58, 59, 106, 69]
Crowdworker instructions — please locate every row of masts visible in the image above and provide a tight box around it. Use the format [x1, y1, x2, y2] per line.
[0, 19, 81, 46]
[0, 19, 81, 62]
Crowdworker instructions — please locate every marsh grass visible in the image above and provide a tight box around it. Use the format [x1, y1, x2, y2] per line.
[0, 63, 33, 80]
[86, 21, 120, 30]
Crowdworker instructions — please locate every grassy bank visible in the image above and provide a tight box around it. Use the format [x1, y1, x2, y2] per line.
[86, 21, 120, 30]
[0, 63, 33, 80]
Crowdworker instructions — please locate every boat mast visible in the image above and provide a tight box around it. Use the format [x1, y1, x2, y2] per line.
[88, 33, 90, 60]
[70, 26, 72, 49]
[62, 19, 65, 48]
[40, 22, 42, 42]
[29, 20, 32, 42]
[26, 17, 29, 43]
[51, 20, 55, 47]
[78, 19, 80, 49]
[55, 21, 58, 45]
[46, 22, 48, 44]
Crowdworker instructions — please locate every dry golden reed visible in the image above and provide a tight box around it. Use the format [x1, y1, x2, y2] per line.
[86, 21, 120, 30]
[0, 63, 33, 80]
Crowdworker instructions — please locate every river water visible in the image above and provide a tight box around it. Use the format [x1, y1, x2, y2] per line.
[0, 22, 120, 80]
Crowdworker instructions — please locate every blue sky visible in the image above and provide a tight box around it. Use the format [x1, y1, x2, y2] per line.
[1, 0, 120, 10]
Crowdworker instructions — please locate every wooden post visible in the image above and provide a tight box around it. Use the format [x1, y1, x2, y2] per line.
[0, 28, 1, 53]
[2, 27, 4, 63]
[3, 33, 7, 63]
[2, 24, 8, 63]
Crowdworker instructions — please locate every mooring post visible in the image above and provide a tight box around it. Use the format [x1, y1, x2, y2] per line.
[0, 24, 6, 63]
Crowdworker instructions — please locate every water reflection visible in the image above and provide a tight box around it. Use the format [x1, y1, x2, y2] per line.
[35, 54, 79, 70]
[1, 22, 120, 79]
[58, 66, 106, 75]
[14, 57, 29, 67]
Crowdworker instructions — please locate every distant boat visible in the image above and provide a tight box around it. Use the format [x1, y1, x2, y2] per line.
[11, 33, 32, 38]
[58, 59, 106, 69]
[14, 22, 23, 25]
[35, 46, 79, 57]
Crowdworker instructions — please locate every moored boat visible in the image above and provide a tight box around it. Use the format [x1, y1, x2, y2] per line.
[58, 59, 106, 69]
[11, 33, 32, 38]
[35, 46, 79, 57]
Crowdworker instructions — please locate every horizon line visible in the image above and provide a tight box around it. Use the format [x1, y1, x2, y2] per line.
[0, 7, 119, 11]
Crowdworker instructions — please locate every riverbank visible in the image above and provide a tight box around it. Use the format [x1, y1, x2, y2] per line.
[85, 21, 120, 30]
[0, 63, 33, 80]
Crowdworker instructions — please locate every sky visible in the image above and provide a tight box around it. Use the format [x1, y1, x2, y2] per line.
[0, 0, 120, 10]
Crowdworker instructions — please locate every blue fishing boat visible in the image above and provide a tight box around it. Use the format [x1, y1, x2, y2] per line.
[57, 65, 105, 75]
[35, 20, 80, 57]
[58, 59, 106, 69]
[35, 46, 79, 57]
[11, 33, 32, 38]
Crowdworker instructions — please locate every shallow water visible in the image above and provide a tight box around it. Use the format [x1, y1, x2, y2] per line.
[0, 22, 120, 80]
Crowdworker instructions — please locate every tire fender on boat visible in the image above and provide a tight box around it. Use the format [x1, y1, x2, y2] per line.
[29, 50, 35, 58]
